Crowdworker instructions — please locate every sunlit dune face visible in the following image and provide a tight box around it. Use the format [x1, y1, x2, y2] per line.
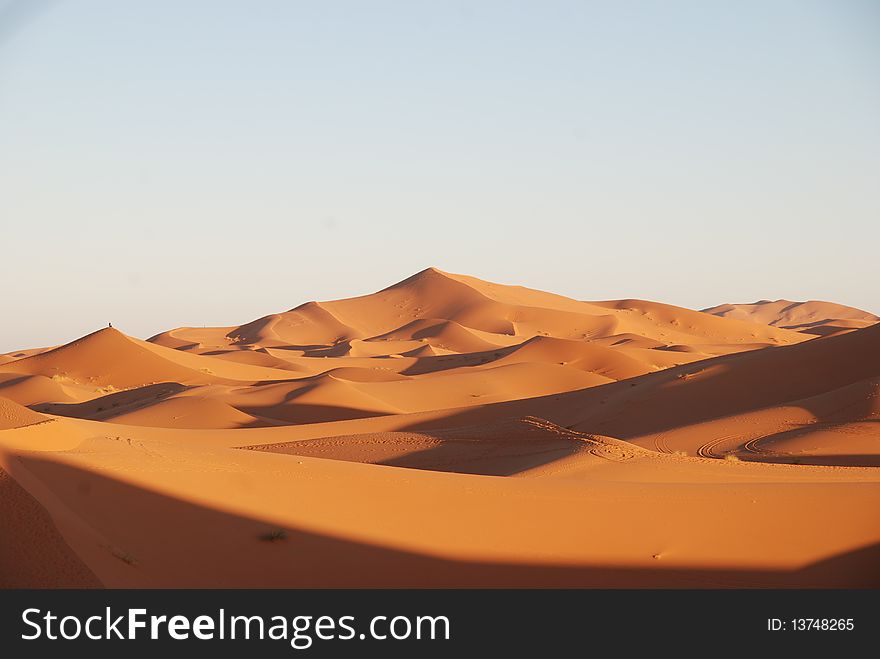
[1, 269, 879, 588]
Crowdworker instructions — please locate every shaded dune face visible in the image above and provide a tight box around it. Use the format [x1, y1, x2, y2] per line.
[1, 268, 879, 589]
[0, 269, 875, 454]
[1, 267, 814, 430]
[0, 467, 102, 588]
[242, 417, 616, 476]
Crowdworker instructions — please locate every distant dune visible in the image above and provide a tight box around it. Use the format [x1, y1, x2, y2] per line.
[703, 299, 879, 337]
[1, 268, 878, 588]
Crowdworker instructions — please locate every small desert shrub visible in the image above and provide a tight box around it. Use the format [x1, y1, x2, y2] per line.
[724, 454, 741, 462]
[260, 529, 288, 542]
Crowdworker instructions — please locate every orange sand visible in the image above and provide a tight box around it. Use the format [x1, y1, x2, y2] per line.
[0, 269, 878, 587]
[704, 299, 880, 337]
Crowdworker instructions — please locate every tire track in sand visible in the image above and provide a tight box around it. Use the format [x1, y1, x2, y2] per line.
[696, 434, 739, 458]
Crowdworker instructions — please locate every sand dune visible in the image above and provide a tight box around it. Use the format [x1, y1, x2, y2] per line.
[566, 321, 880, 455]
[5, 269, 810, 427]
[704, 299, 879, 337]
[5, 327, 291, 390]
[244, 416, 634, 476]
[0, 269, 878, 587]
[0, 396, 49, 430]
[105, 396, 272, 430]
[0, 467, 100, 587]
[491, 336, 654, 379]
[0, 372, 75, 407]
[151, 268, 806, 354]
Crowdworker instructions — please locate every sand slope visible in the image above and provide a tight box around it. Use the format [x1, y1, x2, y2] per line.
[154, 268, 806, 352]
[0, 269, 878, 588]
[4, 270, 809, 428]
[0, 467, 101, 587]
[704, 299, 879, 336]
[564, 322, 880, 462]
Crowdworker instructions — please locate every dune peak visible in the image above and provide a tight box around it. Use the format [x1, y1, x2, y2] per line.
[3, 269, 880, 589]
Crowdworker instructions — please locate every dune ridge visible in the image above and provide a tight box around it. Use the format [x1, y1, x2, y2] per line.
[1, 268, 878, 588]
[703, 299, 879, 337]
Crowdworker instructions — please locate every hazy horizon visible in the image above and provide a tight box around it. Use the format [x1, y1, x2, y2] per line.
[1, 0, 878, 352]
[1, 263, 877, 353]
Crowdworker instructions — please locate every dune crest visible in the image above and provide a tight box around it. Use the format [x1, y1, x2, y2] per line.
[1, 269, 878, 587]
[703, 299, 879, 337]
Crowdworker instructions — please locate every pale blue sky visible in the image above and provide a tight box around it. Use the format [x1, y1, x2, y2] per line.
[1, 0, 878, 352]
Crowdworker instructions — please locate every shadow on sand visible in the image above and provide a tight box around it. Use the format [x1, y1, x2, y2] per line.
[5, 456, 879, 589]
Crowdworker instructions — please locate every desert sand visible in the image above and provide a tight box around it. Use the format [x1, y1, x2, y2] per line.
[703, 299, 880, 337]
[1, 268, 878, 587]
